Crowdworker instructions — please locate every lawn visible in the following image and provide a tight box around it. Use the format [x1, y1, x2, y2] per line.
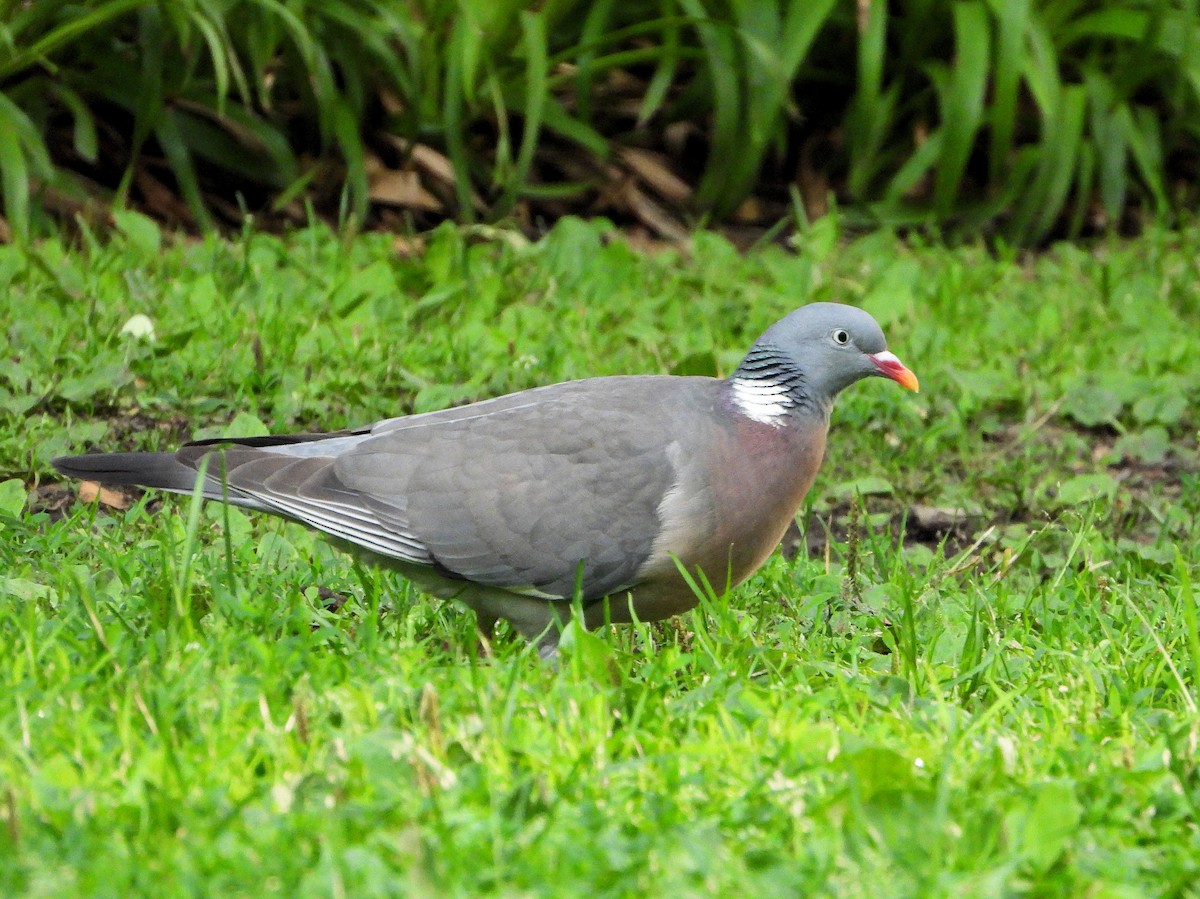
[2, 215, 1199, 896]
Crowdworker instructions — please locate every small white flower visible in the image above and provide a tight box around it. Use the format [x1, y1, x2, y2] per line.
[120, 314, 156, 341]
[271, 783, 294, 813]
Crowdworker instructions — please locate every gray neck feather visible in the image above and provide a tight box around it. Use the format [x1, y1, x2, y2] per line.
[728, 343, 828, 424]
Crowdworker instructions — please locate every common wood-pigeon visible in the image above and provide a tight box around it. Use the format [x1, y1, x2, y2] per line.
[54, 302, 918, 657]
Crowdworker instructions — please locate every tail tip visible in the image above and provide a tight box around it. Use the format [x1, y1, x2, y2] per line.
[51, 455, 77, 477]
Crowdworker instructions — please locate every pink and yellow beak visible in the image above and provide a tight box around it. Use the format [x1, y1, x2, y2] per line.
[868, 351, 919, 392]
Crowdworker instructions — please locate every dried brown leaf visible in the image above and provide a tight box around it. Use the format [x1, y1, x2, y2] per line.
[135, 169, 194, 225]
[797, 136, 831, 220]
[857, 0, 872, 33]
[392, 235, 426, 258]
[621, 182, 690, 243]
[733, 196, 764, 223]
[381, 136, 484, 211]
[618, 147, 692, 203]
[367, 158, 443, 212]
[78, 481, 134, 510]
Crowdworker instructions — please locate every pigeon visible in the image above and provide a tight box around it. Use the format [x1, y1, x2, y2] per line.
[54, 302, 918, 657]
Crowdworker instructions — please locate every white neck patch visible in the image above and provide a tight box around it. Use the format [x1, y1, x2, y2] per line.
[729, 376, 791, 426]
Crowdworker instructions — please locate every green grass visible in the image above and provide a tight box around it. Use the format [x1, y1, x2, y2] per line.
[2, 215, 1200, 895]
[3, 1, 1199, 241]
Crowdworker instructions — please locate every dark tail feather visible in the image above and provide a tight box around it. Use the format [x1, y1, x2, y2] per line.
[51, 451, 268, 511]
[52, 452, 204, 490]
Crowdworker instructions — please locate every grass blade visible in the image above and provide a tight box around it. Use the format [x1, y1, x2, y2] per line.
[933, 1, 990, 217]
[987, 0, 1029, 182]
[0, 99, 31, 240]
[492, 10, 548, 218]
[156, 108, 213, 229]
[847, 0, 891, 198]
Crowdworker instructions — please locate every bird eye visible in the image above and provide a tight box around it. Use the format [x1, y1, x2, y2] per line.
[833, 329, 850, 345]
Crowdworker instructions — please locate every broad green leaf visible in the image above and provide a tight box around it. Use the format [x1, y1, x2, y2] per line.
[0, 576, 56, 601]
[1061, 384, 1124, 427]
[1021, 782, 1083, 873]
[836, 744, 924, 800]
[223, 412, 271, 439]
[331, 259, 398, 318]
[1055, 473, 1120, 507]
[1112, 427, 1169, 465]
[831, 476, 894, 499]
[112, 209, 162, 256]
[1132, 392, 1186, 426]
[0, 478, 25, 517]
[559, 617, 617, 675]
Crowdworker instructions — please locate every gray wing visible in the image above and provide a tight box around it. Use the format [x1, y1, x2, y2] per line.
[180, 377, 710, 601]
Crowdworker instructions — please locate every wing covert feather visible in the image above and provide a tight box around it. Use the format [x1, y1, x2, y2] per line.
[336, 377, 714, 600]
